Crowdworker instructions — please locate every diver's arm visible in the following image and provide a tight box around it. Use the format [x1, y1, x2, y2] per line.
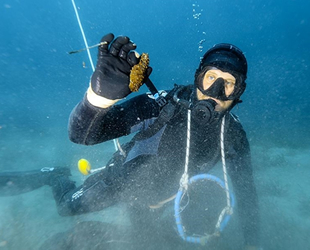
[68, 33, 156, 145]
[68, 93, 159, 145]
[226, 120, 260, 247]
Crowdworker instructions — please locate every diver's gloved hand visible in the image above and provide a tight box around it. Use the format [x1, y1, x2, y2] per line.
[87, 33, 151, 108]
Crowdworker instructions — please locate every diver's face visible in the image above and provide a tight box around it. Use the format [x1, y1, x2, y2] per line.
[197, 69, 236, 111]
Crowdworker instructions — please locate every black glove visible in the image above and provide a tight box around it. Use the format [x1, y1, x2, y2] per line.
[90, 33, 149, 100]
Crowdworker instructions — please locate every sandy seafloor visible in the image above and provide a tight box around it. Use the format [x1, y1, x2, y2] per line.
[0, 124, 309, 250]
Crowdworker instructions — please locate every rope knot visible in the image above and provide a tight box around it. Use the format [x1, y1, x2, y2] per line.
[179, 173, 189, 190]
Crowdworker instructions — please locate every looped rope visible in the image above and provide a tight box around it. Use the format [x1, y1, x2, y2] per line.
[176, 109, 233, 242]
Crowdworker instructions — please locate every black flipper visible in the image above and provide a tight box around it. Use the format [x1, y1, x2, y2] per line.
[0, 167, 71, 196]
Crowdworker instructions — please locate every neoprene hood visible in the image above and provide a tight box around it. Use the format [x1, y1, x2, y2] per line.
[195, 43, 248, 101]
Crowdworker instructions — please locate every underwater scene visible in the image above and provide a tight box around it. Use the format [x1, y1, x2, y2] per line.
[0, 0, 309, 249]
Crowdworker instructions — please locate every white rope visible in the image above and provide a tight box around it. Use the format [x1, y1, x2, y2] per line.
[179, 108, 191, 190]
[213, 115, 233, 232]
[71, 0, 120, 153]
[178, 111, 233, 234]
[220, 115, 232, 210]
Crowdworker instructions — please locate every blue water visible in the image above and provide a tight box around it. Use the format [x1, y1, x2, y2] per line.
[0, 0, 309, 249]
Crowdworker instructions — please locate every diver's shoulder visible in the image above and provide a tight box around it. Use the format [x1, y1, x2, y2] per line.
[227, 112, 246, 132]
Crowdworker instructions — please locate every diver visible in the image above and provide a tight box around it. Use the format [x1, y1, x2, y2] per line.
[0, 33, 261, 250]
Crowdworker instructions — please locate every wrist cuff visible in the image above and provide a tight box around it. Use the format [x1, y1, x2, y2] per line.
[86, 85, 121, 108]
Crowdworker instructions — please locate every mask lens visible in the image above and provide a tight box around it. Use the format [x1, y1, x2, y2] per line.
[202, 71, 236, 98]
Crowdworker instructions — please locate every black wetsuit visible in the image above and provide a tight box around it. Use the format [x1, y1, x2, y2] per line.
[55, 85, 259, 247]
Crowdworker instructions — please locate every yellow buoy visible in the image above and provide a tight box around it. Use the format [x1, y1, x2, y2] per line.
[78, 158, 91, 175]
